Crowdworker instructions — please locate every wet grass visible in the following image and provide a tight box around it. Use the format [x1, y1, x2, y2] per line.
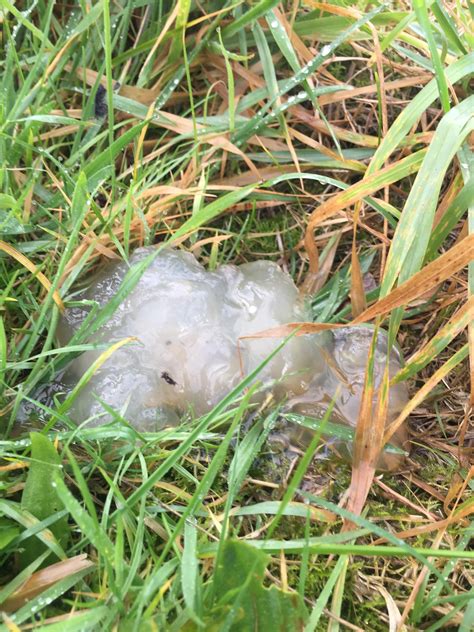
[0, 1, 473, 630]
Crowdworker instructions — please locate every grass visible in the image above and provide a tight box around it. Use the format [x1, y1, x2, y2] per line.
[0, 0, 473, 630]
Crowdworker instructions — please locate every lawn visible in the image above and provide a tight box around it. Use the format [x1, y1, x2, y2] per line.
[0, 1, 473, 630]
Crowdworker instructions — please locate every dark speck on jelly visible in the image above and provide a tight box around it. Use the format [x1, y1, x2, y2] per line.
[161, 371, 177, 386]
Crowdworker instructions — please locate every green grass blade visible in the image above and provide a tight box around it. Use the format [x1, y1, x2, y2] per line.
[413, 0, 450, 112]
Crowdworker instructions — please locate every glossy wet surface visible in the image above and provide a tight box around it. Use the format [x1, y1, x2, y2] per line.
[38, 248, 410, 468]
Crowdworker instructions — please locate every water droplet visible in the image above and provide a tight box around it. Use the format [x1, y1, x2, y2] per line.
[270, 20, 278, 28]
[297, 91, 306, 100]
[321, 45, 331, 56]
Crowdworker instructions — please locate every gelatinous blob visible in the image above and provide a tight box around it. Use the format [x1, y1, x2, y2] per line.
[54, 248, 408, 469]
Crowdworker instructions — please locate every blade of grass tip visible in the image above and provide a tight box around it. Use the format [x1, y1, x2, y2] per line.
[377, 12, 414, 56]
[413, 0, 451, 112]
[265, 9, 313, 101]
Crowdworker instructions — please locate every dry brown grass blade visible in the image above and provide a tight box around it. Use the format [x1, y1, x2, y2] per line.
[346, 352, 391, 525]
[218, 163, 318, 186]
[66, 63, 158, 105]
[350, 238, 367, 317]
[317, 75, 432, 106]
[355, 233, 474, 321]
[0, 240, 64, 311]
[38, 124, 83, 141]
[375, 479, 438, 521]
[293, 103, 381, 147]
[300, 231, 342, 294]
[373, 500, 473, 544]
[153, 111, 262, 179]
[289, 127, 365, 172]
[139, 2, 180, 84]
[1, 555, 94, 612]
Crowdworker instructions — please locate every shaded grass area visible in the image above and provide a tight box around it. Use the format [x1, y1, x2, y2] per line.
[0, 1, 473, 630]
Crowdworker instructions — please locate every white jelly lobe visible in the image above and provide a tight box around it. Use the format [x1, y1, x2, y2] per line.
[59, 248, 409, 469]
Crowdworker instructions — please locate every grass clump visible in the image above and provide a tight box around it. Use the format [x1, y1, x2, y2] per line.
[1, 1, 473, 630]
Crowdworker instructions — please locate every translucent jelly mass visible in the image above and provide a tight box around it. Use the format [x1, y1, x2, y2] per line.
[58, 248, 409, 469]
